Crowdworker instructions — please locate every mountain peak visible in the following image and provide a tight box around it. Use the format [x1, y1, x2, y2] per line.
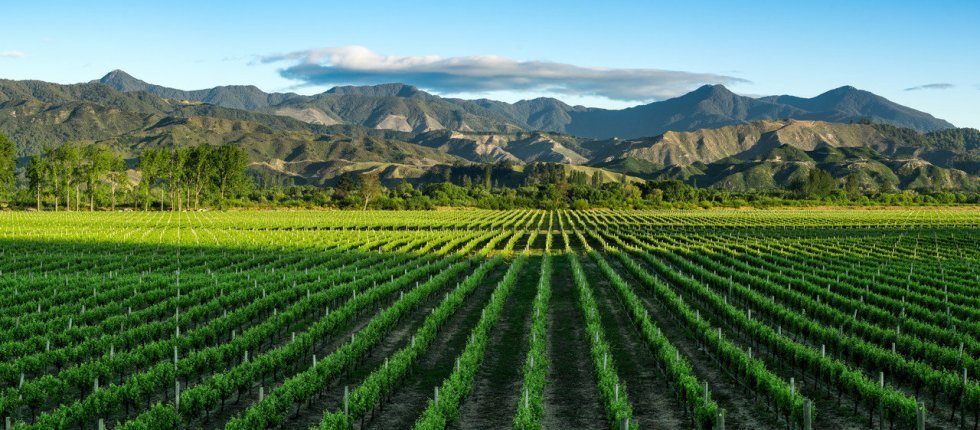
[811, 85, 882, 106]
[104, 69, 133, 78]
[821, 85, 869, 97]
[768, 85, 954, 130]
[687, 84, 736, 99]
[96, 69, 150, 92]
[99, 69, 139, 82]
[325, 83, 423, 97]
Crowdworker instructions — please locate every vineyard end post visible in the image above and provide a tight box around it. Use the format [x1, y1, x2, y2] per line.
[619, 417, 629, 430]
[961, 368, 967, 429]
[878, 402, 885, 430]
[916, 401, 925, 430]
[878, 372, 885, 430]
[803, 399, 812, 430]
[344, 385, 349, 415]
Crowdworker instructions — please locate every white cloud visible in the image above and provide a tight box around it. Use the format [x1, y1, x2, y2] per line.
[263, 46, 748, 101]
[0, 51, 26, 58]
[904, 83, 954, 91]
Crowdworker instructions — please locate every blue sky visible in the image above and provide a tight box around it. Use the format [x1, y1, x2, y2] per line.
[2, 0, 978, 127]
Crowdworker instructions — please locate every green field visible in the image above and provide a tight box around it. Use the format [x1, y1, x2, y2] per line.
[0, 209, 977, 430]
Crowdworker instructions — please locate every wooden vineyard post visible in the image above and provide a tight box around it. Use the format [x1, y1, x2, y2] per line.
[175, 381, 181, 410]
[98, 419, 105, 430]
[618, 417, 629, 430]
[803, 399, 813, 430]
[259, 386, 264, 402]
[961, 368, 967, 429]
[716, 408, 726, 430]
[916, 401, 925, 430]
[344, 385, 349, 415]
[6, 416, 11, 430]
[878, 372, 885, 430]
[434, 386, 440, 406]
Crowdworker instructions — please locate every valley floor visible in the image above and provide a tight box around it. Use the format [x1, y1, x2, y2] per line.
[0, 209, 976, 430]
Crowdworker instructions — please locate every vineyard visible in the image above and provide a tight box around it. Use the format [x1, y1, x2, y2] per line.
[0, 209, 977, 430]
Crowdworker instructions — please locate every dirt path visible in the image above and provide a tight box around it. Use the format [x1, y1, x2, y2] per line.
[581, 255, 690, 429]
[359, 260, 510, 429]
[261, 262, 481, 429]
[451, 256, 540, 429]
[542, 254, 605, 430]
[676, 250, 968, 430]
[605, 253, 783, 430]
[648, 249, 906, 429]
[199, 265, 426, 429]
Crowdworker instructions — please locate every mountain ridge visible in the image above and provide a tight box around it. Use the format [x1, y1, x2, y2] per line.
[94, 70, 302, 110]
[0, 74, 973, 191]
[94, 70, 956, 138]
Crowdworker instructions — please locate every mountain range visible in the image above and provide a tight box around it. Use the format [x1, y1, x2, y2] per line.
[95, 70, 954, 138]
[0, 71, 974, 192]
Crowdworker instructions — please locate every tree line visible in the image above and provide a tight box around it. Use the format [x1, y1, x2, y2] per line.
[279, 166, 977, 211]
[0, 135, 251, 211]
[136, 144, 249, 210]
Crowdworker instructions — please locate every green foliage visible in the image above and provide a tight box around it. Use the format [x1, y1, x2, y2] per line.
[358, 172, 382, 211]
[797, 168, 837, 199]
[211, 144, 250, 207]
[514, 253, 551, 429]
[0, 210, 975, 430]
[0, 133, 15, 201]
[924, 127, 980, 151]
[14, 141, 255, 211]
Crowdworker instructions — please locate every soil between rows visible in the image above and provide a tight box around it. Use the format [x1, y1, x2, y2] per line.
[276, 259, 485, 429]
[603, 250, 784, 430]
[658, 246, 965, 430]
[580, 255, 690, 429]
[450, 256, 541, 429]
[359, 258, 511, 429]
[542, 254, 605, 430]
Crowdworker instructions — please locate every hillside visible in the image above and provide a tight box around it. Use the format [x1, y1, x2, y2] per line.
[0, 78, 345, 155]
[410, 130, 589, 165]
[651, 145, 976, 191]
[595, 120, 978, 168]
[1, 75, 975, 191]
[594, 120, 979, 191]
